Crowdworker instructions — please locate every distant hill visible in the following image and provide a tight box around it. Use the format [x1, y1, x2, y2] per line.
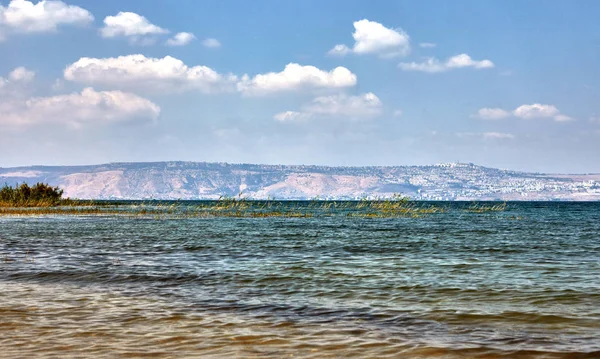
[1, 161, 599, 200]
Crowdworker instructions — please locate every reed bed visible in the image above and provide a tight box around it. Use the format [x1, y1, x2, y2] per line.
[0, 194, 446, 218]
[0, 183, 505, 218]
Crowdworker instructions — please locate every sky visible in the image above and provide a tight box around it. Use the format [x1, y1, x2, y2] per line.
[1, 0, 599, 173]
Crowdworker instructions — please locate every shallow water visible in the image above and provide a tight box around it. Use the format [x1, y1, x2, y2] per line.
[1, 202, 599, 358]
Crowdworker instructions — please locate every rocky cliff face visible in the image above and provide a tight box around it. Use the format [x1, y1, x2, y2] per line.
[1, 161, 599, 200]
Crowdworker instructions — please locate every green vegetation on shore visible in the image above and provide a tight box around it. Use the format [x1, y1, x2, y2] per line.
[0, 183, 65, 207]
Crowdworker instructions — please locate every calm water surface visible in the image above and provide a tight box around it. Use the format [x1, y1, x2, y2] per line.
[1, 202, 599, 358]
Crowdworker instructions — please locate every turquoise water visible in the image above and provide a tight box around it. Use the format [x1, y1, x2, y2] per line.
[1, 202, 599, 358]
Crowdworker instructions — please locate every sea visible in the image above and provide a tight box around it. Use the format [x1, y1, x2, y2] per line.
[1, 201, 599, 358]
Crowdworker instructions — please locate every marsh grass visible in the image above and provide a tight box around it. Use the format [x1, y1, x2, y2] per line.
[0, 192, 446, 218]
[1, 188, 508, 218]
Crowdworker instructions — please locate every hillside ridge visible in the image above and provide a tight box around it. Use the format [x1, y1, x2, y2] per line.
[1, 161, 598, 200]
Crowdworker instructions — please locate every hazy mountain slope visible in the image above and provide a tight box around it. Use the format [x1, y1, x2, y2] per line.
[1, 162, 599, 200]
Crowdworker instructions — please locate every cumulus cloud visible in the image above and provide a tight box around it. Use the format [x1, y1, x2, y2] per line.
[166, 31, 195, 46]
[0, 87, 160, 127]
[472, 107, 510, 120]
[513, 103, 573, 122]
[419, 42, 436, 48]
[100, 11, 168, 44]
[399, 54, 494, 73]
[8, 66, 35, 82]
[0, 0, 93, 40]
[513, 103, 559, 119]
[237, 63, 357, 96]
[202, 37, 221, 48]
[328, 19, 410, 58]
[273, 92, 382, 122]
[473, 103, 573, 122]
[64, 54, 237, 94]
[64, 57, 356, 96]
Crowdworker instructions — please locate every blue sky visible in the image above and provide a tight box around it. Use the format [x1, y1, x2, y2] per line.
[1, 0, 599, 172]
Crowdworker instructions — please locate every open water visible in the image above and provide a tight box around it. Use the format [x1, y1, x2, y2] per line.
[1, 202, 599, 358]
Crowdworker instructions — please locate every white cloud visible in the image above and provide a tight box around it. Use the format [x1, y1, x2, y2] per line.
[166, 32, 195, 46]
[64, 54, 237, 94]
[0, 87, 160, 127]
[419, 42, 436, 48]
[399, 54, 494, 73]
[0, 0, 93, 39]
[305, 93, 382, 117]
[446, 54, 494, 69]
[473, 103, 574, 122]
[8, 66, 35, 82]
[513, 103, 560, 119]
[273, 111, 308, 123]
[100, 11, 168, 43]
[237, 63, 357, 96]
[553, 114, 574, 122]
[393, 109, 403, 117]
[274, 92, 383, 122]
[472, 107, 510, 120]
[65, 57, 356, 96]
[399, 58, 445, 73]
[202, 37, 221, 48]
[482, 132, 515, 139]
[328, 44, 351, 56]
[0, 67, 34, 93]
[328, 19, 410, 58]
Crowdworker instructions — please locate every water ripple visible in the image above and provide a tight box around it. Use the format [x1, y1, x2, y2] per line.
[1, 202, 599, 357]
